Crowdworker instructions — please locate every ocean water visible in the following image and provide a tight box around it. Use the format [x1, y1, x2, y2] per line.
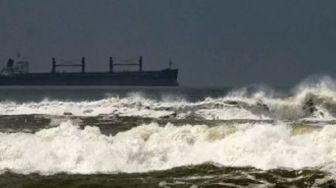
[1, 78, 336, 187]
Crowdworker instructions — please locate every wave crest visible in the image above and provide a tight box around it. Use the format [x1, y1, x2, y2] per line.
[0, 121, 335, 175]
[1, 77, 336, 121]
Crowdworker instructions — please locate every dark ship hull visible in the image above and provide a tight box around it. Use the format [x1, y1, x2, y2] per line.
[0, 69, 178, 86]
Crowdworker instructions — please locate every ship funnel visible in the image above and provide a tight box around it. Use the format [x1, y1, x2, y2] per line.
[5, 58, 14, 74]
[7, 59, 14, 69]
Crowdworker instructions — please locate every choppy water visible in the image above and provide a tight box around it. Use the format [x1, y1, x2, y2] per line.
[1, 77, 336, 187]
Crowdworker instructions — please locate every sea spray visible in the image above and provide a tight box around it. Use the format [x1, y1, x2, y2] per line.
[1, 82, 336, 121]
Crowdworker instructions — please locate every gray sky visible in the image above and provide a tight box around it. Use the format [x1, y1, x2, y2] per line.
[0, 0, 336, 86]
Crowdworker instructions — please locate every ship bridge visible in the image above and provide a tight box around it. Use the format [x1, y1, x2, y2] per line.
[1, 58, 29, 75]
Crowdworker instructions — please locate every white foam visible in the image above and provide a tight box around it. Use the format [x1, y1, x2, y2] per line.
[1, 77, 336, 121]
[0, 121, 335, 175]
[195, 108, 269, 120]
[0, 94, 306, 120]
[0, 97, 175, 118]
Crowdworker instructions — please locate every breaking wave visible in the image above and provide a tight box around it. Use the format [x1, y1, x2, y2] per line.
[1, 77, 336, 121]
[0, 121, 336, 175]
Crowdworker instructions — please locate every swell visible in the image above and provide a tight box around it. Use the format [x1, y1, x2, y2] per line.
[0, 164, 331, 187]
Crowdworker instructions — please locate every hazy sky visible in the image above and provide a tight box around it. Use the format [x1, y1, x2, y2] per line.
[0, 0, 336, 86]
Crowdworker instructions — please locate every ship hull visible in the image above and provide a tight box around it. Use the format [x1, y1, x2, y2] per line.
[0, 69, 178, 86]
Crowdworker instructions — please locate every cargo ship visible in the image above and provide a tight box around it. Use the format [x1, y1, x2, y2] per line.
[0, 56, 178, 86]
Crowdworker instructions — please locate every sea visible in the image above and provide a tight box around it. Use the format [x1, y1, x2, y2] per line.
[0, 77, 336, 187]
